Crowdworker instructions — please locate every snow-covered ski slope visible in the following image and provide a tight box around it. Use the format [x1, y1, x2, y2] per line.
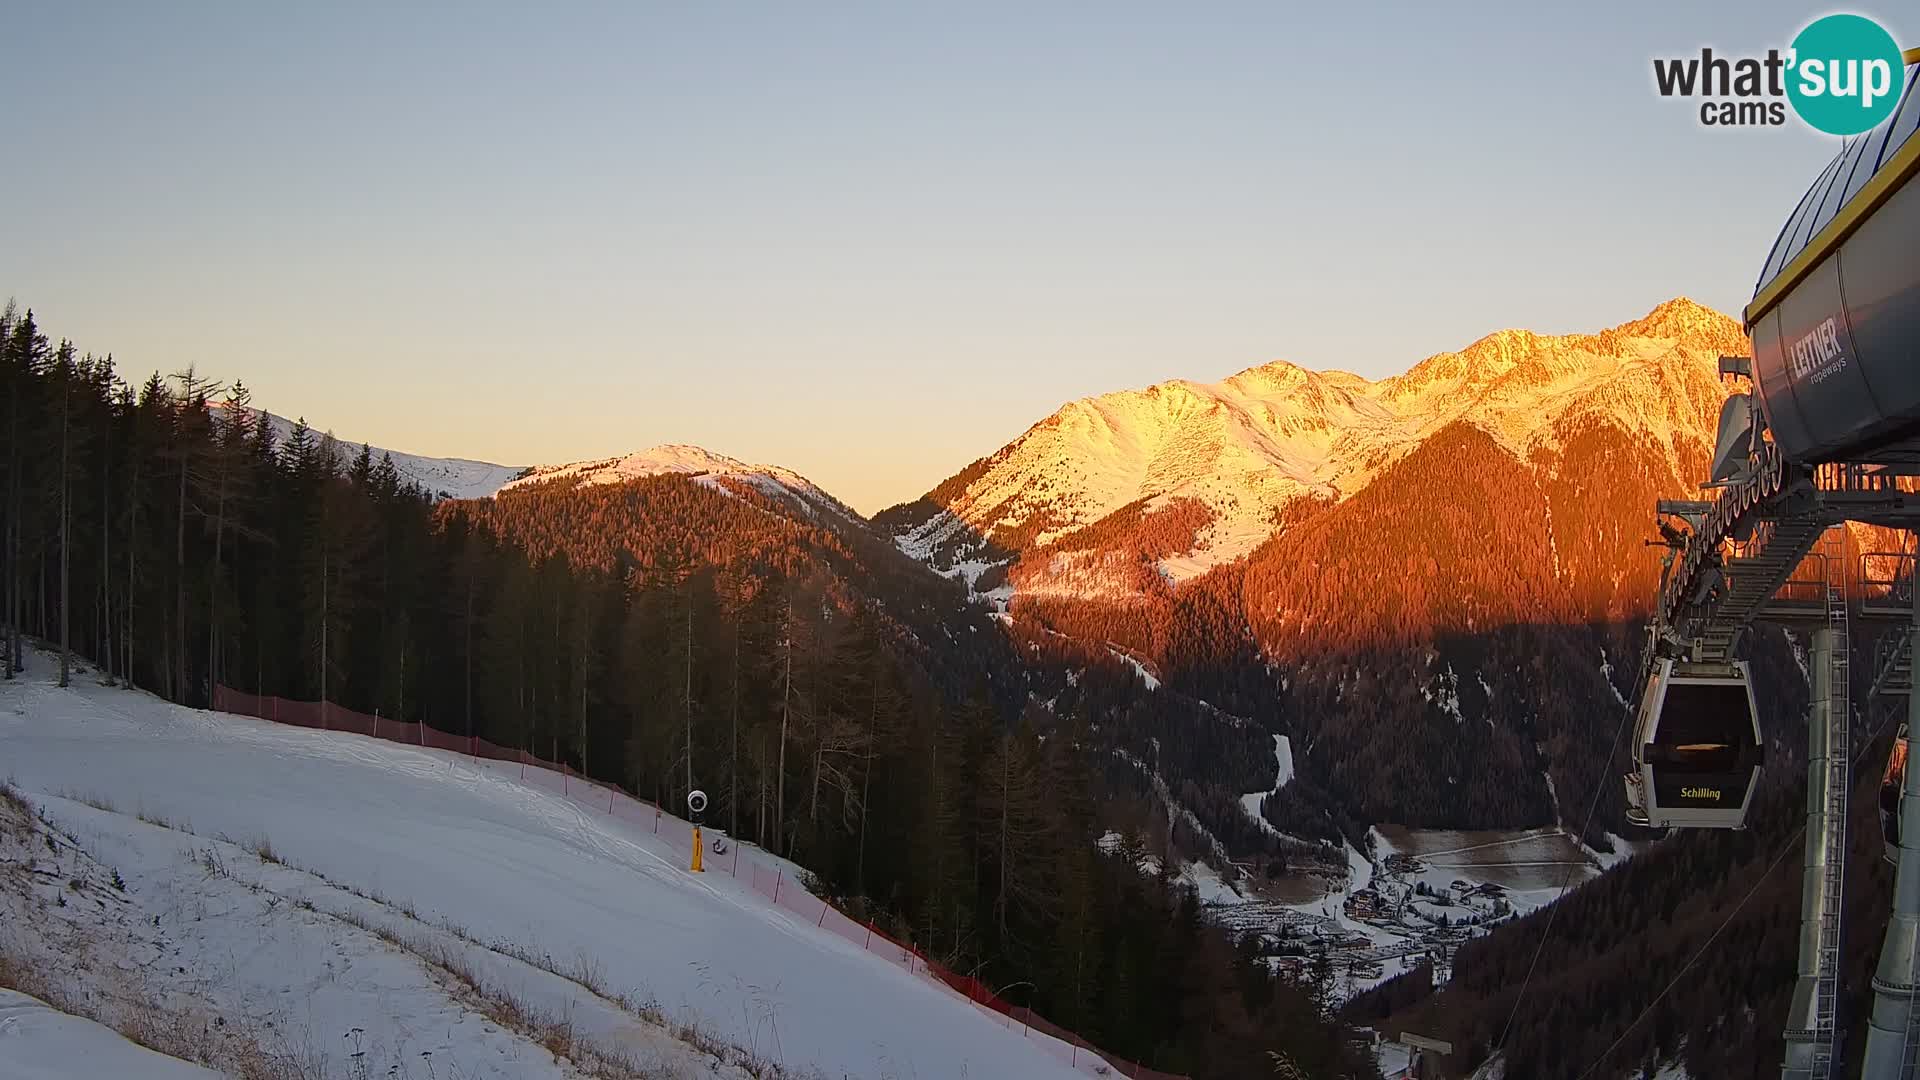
[0, 661, 1093, 1080]
[0, 990, 219, 1079]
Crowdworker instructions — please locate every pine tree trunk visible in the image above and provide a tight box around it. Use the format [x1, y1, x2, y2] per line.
[126, 462, 138, 690]
[320, 545, 328, 726]
[550, 597, 561, 765]
[174, 446, 187, 702]
[730, 617, 740, 841]
[381, 530, 393, 717]
[99, 414, 112, 684]
[4, 369, 18, 680]
[464, 569, 474, 741]
[757, 747, 767, 845]
[857, 681, 876, 897]
[3, 487, 12, 679]
[683, 592, 693, 797]
[576, 624, 588, 778]
[57, 375, 70, 689]
[6, 450, 19, 678]
[998, 742, 1011, 941]
[3, 381, 13, 681]
[206, 451, 227, 698]
[777, 614, 792, 854]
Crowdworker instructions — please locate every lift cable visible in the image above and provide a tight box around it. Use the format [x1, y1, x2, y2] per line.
[1571, 705, 1903, 1080]
[1570, 820, 1804, 1080]
[1493, 679, 1639, 1053]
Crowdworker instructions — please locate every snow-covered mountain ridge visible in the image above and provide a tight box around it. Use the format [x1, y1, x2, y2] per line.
[885, 298, 1743, 590]
[500, 443, 855, 520]
[218, 404, 530, 500]
[223, 404, 844, 520]
[233, 297, 1742, 598]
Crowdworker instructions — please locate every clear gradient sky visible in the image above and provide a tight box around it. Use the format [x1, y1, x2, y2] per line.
[3, 2, 1902, 513]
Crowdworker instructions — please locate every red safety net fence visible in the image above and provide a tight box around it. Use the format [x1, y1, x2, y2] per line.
[211, 686, 1186, 1080]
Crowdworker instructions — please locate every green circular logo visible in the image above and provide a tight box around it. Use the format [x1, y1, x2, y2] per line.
[1787, 14, 1905, 135]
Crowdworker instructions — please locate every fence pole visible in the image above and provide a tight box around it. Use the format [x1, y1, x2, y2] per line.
[732, 845, 740, 876]
[773, 872, 782, 904]
[864, 921, 873, 949]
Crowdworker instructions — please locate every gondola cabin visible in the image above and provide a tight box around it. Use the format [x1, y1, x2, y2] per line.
[1624, 659, 1764, 829]
[1884, 726, 1909, 864]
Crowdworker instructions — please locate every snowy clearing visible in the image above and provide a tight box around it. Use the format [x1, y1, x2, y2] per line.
[0, 655, 1094, 1080]
[1237, 735, 1293, 837]
[1106, 645, 1161, 690]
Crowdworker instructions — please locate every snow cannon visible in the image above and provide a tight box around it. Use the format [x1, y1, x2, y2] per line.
[1747, 59, 1920, 466]
[687, 789, 708, 873]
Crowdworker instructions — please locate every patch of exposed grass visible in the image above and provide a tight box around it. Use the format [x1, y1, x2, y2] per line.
[333, 910, 677, 1079]
[24, 802, 814, 1079]
[0, 827, 313, 1079]
[54, 788, 117, 815]
[135, 807, 191, 834]
[327, 895, 815, 1078]
[0, 779, 33, 840]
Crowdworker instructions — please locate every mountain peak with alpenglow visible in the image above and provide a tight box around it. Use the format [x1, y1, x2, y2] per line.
[502, 444, 853, 519]
[1612, 296, 1749, 353]
[885, 299, 1742, 594]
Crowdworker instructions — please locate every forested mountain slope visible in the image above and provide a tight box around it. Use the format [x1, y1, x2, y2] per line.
[891, 300, 1756, 844]
[1351, 695, 1898, 1080]
[0, 303, 1372, 1079]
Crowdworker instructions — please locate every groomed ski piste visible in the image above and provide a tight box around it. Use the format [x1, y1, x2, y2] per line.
[0, 989, 220, 1079]
[0, 649, 1098, 1080]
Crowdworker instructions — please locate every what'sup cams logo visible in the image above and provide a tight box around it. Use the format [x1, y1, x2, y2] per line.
[1654, 13, 1907, 134]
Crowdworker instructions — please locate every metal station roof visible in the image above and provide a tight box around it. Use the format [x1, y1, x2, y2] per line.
[1748, 59, 1920, 328]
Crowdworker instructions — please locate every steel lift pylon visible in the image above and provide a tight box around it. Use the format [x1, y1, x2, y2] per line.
[1640, 449, 1920, 1080]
